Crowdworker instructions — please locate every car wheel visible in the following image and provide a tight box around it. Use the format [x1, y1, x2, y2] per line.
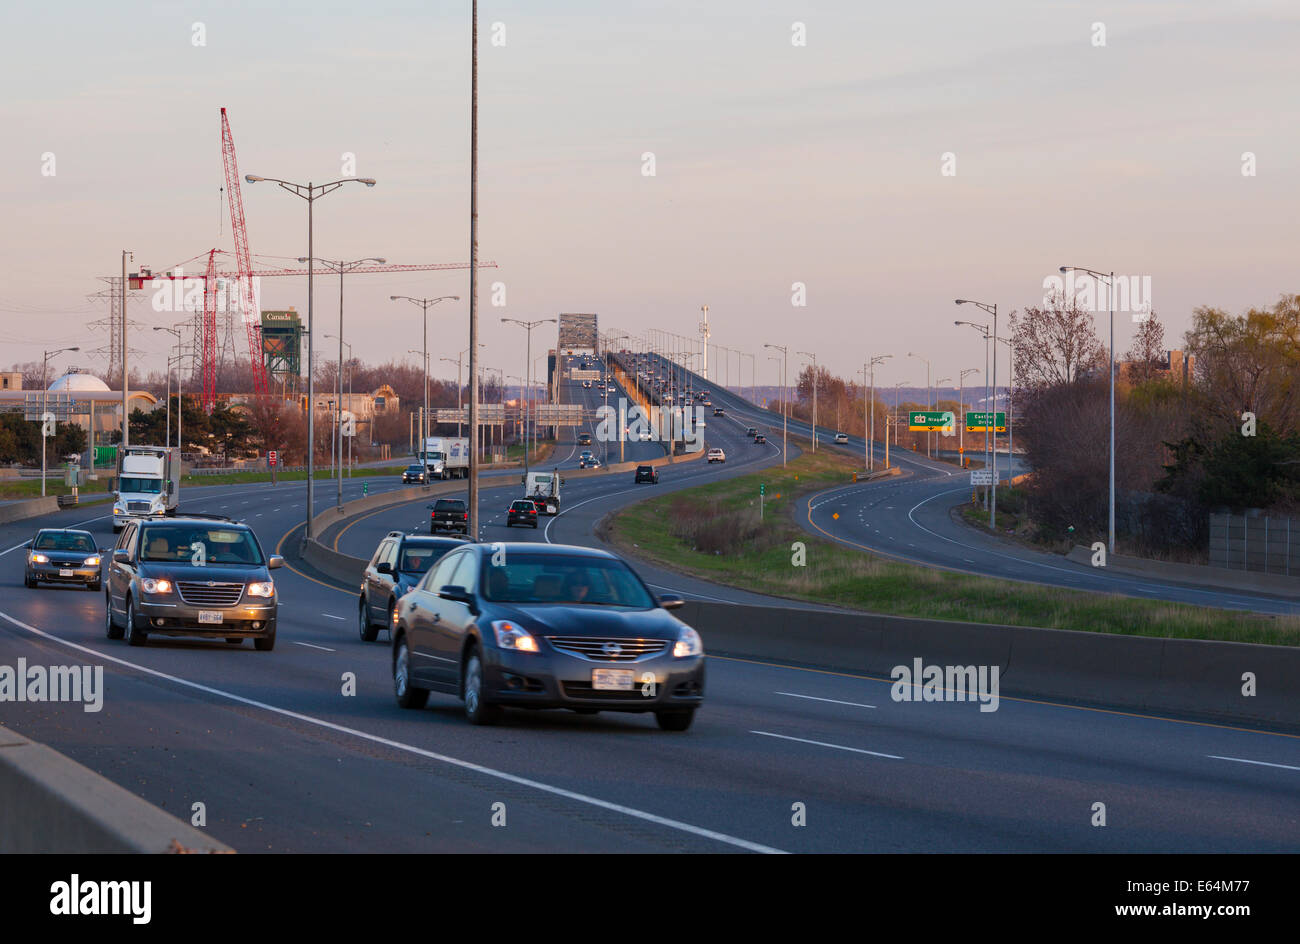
[104, 594, 124, 640]
[463, 649, 501, 725]
[253, 625, 276, 651]
[655, 709, 695, 731]
[393, 634, 428, 709]
[358, 597, 379, 642]
[24, 572, 36, 588]
[89, 579, 102, 592]
[124, 597, 148, 647]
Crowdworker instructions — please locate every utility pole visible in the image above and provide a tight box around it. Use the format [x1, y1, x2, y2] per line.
[468, 0, 481, 538]
[120, 250, 132, 450]
[798, 350, 818, 451]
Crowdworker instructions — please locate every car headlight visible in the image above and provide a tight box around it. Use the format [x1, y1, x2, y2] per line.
[247, 580, 274, 598]
[492, 620, 539, 653]
[84, 556, 101, 566]
[30, 553, 49, 564]
[113, 508, 122, 515]
[140, 577, 172, 594]
[673, 626, 703, 658]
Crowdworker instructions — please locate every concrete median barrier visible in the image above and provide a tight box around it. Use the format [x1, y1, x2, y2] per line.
[678, 600, 1300, 728]
[0, 726, 234, 853]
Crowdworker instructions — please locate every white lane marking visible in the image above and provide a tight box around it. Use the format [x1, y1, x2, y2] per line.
[751, 730, 902, 759]
[0, 609, 787, 855]
[1209, 755, 1300, 772]
[293, 641, 337, 652]
[775, 691, 876, 709]
[321, 614, 346, 621]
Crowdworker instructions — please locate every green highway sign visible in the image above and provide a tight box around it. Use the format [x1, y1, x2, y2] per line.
[909, 411, 954, 431]
[965, 411, 1006, 432]
[760, 483, 766, 495]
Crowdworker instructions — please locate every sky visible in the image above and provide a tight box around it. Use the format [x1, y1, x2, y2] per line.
[1, 0, 1297, 390]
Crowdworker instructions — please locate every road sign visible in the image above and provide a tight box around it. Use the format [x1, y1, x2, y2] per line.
[909, 410, 954, 431]
[970, 469, 994, 485]
[965, 411, 1007, 433]
[267, 450, 278, 467]
[760, 483, 765, 495]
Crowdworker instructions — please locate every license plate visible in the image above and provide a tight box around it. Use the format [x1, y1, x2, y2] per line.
[198, 611, 224, 624]
[59, 569, 73, 577]
[592, 669, 634, 691]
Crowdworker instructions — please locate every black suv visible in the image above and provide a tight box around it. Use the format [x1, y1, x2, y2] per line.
[745, 427, 757, 437]
[359, 531, 469, 642]
[24, 528, 103, 590]
[104, 515, 282, 650]
[507, 499, 539, 528]
[430, 498, 469, 534]
[402, 464, 427, 484]
[635, 465, 659, 484]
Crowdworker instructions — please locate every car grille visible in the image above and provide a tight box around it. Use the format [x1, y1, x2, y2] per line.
[127, 501, 152, 513]
[176, 581, 245, 607]
[561, 682, 655, 701]
[545, 636, 667, 662]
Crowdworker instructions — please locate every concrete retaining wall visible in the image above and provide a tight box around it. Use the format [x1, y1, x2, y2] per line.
[0, 726, 233, 853]
[1066, 545, 1300, 599]
[0, 496, 60, 525]
[678, 600, 1300, 728]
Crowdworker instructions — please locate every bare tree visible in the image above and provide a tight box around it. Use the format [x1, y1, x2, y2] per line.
[1124, 310, 1167, 386]
[1009, 291, 1106, 391]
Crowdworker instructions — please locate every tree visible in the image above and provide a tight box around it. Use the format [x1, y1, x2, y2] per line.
[1124, 311, 1167, 387]
[1009, 291, 1107, 391]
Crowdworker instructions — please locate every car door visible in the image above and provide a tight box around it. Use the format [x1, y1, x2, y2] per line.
[408, 551, 463, 688]
[430, 550, 481, 683]
[365, 539, 395, 622]
[108, 523, 138, 616]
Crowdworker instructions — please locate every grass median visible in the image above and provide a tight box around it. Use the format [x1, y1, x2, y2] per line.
[606, 443, 1300, 646]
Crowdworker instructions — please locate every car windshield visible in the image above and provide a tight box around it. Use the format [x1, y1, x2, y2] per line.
[119, 477, 162, 494]
[435, 500, 465, 511]
[139, 526, 264, 565]
[480, 554, 655, 608]
[400, 543, 457, 574]
[511, 501, 533, 510]
[406, 465, 422, 472]
[33, 532, 95, 553]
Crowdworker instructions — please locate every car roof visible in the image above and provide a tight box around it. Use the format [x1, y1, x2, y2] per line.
[468, 542, 616, 560]
[401, 534, 470, 546]
[146, 515, 249, 529]
[34, 527, 94, 537]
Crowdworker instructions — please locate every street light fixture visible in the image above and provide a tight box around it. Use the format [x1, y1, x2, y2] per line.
[1060, 266, 1116, 556]
[244, 173, 377, 543]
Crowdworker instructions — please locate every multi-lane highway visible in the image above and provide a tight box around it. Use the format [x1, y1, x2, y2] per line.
[1, 356, 1297, 853]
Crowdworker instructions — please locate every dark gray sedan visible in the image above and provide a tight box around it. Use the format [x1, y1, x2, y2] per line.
[391, 543, 704, 729]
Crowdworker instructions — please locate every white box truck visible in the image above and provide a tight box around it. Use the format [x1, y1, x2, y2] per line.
[420, 437, 470, 480]
[112, 445, 180, 531]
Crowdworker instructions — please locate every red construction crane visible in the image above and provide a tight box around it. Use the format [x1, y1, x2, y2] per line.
[220, 107, 266, 397]
[134, 252, 496, 412]
[133, 109, 496, 412]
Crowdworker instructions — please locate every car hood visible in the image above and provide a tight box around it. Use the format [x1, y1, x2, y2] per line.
[487, 603, 686, 641]
[136, 562, 269, 583]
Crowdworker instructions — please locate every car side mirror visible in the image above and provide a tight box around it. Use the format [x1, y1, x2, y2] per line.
[658, 592, 684, 610]
[268, 555, 284, 570]
[439, 584, 472, 605]
[112, 549, 131, 565]
[376, 561, 394, 575]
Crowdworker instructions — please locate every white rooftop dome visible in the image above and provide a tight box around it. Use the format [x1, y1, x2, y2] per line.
[48, 371, 111, 392]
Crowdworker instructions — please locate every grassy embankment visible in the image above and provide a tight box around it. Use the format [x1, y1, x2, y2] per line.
[606, 442, 1300, 646]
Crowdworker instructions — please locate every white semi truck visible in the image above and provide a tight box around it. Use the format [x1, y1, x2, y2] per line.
[112, 445, 180, 531]
[420, 437, 470, 480]
[522, 469, 564, 515]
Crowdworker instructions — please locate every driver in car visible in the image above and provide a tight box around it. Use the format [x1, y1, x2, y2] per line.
[562, 572, 591, 603]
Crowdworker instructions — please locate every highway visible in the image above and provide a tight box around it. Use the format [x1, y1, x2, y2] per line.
[1, 356, 1298, 853]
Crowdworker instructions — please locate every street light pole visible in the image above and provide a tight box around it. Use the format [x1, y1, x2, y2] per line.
[798, 350, 817, 451]
[244, 173, 377, 542]
[1061, 266, 1115, 555]
[153, 326, 182, 450]
[955, 299, 999, 528]
[41, 346, 78, 496]
[867, 354, 891, 470]
[907, 352, 932, 458]
[764, 343, 788, 467]
[503, 318, 557, 483]
[390, 295, 459, 467]
[959, 367, 979, 464]
[306, 257, 383, 506]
